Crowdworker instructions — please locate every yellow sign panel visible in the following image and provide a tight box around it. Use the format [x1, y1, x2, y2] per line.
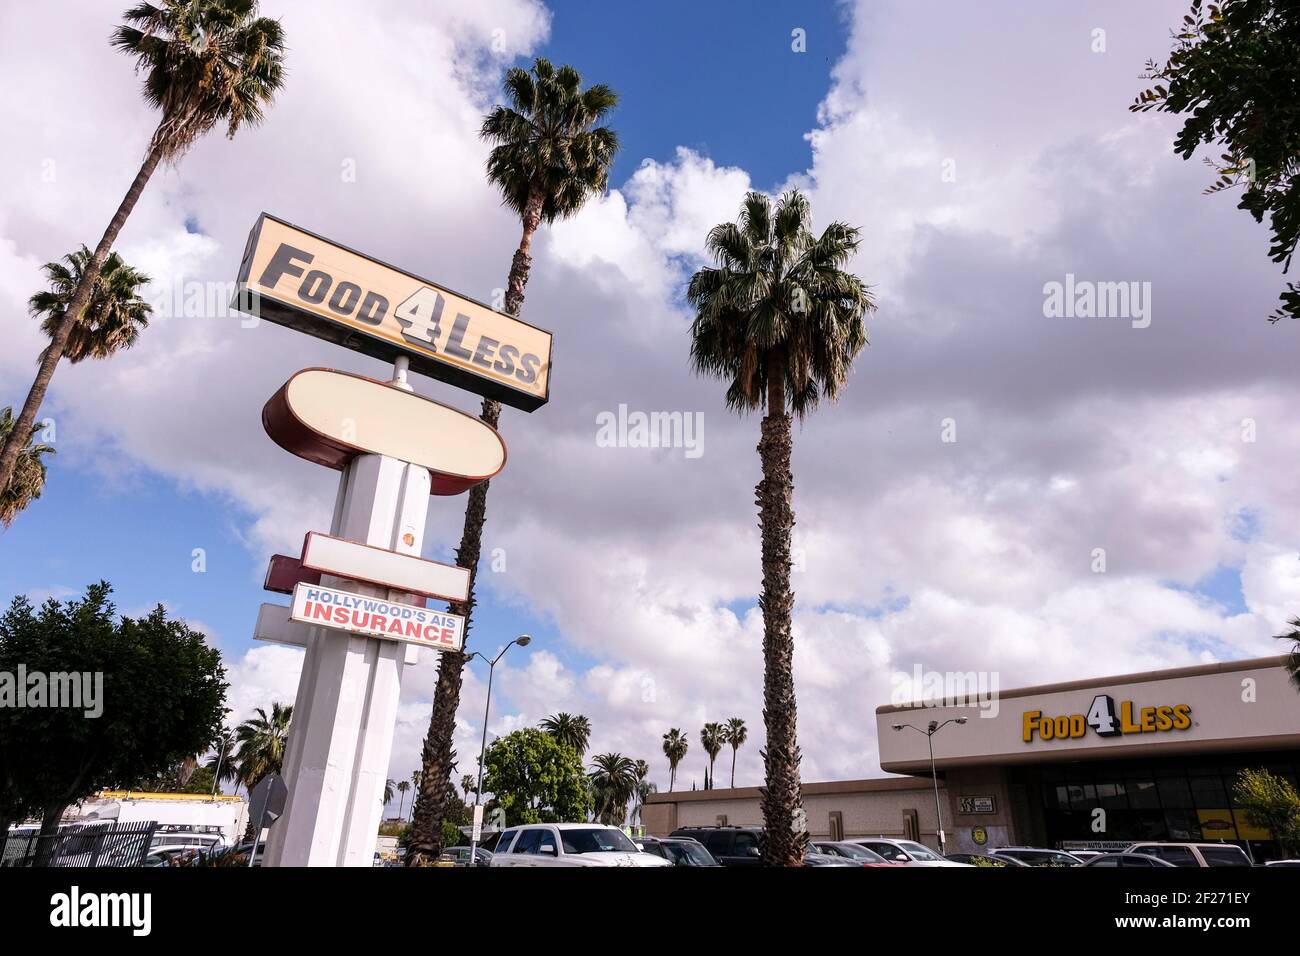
[236, 214, 552, 411]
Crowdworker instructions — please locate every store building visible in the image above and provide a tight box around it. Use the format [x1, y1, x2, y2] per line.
[642, 656, 1300, 860]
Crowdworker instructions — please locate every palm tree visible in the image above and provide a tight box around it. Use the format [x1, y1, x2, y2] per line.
[538, 712, 592, 756]
[700, 723, 725, 790]
[410, 58, 618, 865]
[1277, 618, 1300, 690]
[0, 0, 286, 502]
[382, 778, 396, 808]
[588, 752, 638, 826]
[409, 769, 422, 821]
[395, 780, 411, 819]
[0, 408, 54, 528]
[723, 717, 748, 789]
[232, 702, 292, 792]
[461, 774, 476, 800]
[30, 247, 152, 364]
[630, 759, 655, 828]
[688, 189, 873, 866]
[661, 729, 689, 793]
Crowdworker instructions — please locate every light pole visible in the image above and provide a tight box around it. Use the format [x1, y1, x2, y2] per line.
[467, 635, 532, 862]
[891, 717, 967, 856]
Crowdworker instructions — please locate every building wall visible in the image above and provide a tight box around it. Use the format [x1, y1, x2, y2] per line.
[644, 779, 950, 851]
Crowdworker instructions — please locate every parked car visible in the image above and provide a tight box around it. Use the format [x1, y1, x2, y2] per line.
[846, 838, 972, 867]
[803, 849, 859, 866]
[144, 845, 204, 867]
[1083, 853, 1176, 868]
[812, 841, 897, 867]
[946, 852, 1028, 867]
[670, 826, 766, 866]
[436, 845, 493, 867]
[633, 836, 720, 866]
[490, 824, 670, 867]
[1122, 842, 1252, 867]
[1264, 859, 1300, 867]
[989, 847, 1084, 867]
[1068, 850, 1104, 862]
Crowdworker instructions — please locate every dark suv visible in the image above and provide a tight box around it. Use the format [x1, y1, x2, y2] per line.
[669, 826, 764, 866]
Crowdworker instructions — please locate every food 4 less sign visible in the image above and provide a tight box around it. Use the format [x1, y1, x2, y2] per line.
[1023, 695, 1191, 743]
[236, 214, 552, 411]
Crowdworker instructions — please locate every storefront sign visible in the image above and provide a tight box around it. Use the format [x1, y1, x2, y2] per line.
[1023, 695, 1191, 743]
[958, 795, 997, 814]
[291, 583, 464, 651]
[236, 214, 552, 411]
[971, 826, 987, 846]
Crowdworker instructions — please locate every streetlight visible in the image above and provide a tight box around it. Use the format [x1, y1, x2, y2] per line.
[466, 635, 532, 862]
[891, 717, 967, 856]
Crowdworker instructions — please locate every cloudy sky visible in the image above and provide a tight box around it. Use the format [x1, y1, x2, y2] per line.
[1, 1, 1296, 805]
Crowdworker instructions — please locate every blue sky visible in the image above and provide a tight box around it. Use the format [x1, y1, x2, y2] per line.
[537, 0, 851, 189]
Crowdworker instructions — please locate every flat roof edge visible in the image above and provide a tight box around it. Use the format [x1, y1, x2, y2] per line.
[875, 655, 1289, 715]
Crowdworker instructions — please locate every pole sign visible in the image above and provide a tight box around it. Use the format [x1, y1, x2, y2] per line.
[291, 582, 465, 651]
[235, 213, 552, 411]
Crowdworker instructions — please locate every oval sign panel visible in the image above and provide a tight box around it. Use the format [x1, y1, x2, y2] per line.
[263, 368, 506, 495]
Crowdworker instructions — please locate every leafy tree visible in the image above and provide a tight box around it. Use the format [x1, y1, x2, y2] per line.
[0, 582, 227, 861]
[479, 727, 590, 827]
[409, 58, 618, 864]
[0, 0, 287, 498]
[589, 752, 638, 825]
[723, 717, 748, 789]
[1233, 768, 1300, 856]
[0, 407, 54, 528]
[688, 189, 873, 865]
[134, 761, 216, 795]
[1133, 0, 1300, 322]
[700, 723, 725, 790]
[662, 728, 689, 792]
[538, 712, 593, 756]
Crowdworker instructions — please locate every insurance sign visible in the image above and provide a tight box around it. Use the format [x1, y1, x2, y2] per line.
[235, 213, 552, 411]
[291, 582, 465, 652]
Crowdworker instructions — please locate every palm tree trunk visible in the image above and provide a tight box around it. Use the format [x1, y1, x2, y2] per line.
[669, 765, 675, 793]
[730, 747, 737, 789]
[0, 133, 167, 496]
[407, 180, 546, 866]
[756, 357, 805, 866]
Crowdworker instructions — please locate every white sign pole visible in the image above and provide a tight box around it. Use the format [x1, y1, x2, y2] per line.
[263, 452, 431, 867]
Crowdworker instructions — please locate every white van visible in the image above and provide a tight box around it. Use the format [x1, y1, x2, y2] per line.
[1123, 842, 1253, 867]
